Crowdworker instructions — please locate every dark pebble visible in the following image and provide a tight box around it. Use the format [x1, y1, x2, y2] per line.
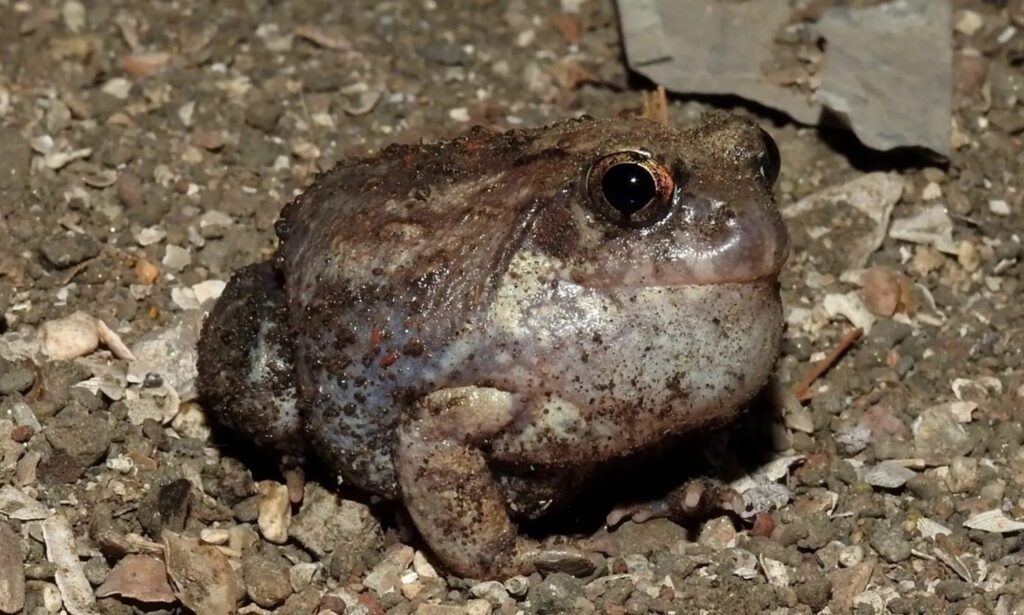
[245, 101, 282, 134]
[0, 127, 32, 197]
[116, 172, 145, 210]
[137, 479, 193, 539]
[934, 579, 972, 601]
[243, 547, 294, 608]
[36, 360, 90, 408]
[0, 358, 35, 394]
[781, 335, 814, 361]
[795, 574, 832, 612]
[868, 522, 912, 563]
[44, 410, 111, 468]
[232, 494, 261, 523]
[528, 573, 584, 615]
[39, 233, 100, 269]
[419, 41, 472, 66]
[868, 319, 913, 347]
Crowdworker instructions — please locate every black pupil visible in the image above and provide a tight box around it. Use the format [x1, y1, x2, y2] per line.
[601, 163, 657, 215]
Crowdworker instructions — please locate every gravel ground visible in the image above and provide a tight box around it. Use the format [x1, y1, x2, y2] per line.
[1, 0, 1024, 614]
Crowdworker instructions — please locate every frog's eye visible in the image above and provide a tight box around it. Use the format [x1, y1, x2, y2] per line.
[587, 152, 675, 228]
[758, 127, 781, 186]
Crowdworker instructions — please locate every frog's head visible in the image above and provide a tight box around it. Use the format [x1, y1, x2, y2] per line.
[523, 113, 789, 289]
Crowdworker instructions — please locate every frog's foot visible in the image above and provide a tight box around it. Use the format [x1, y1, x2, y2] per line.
[196, 260, 304, 457]
[606, 480, 743, 527]
[517, 541, 597, 577]
[395, 386, 593, 579]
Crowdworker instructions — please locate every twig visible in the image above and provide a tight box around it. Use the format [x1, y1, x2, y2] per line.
[60, 257, 94, 285]
[792, 328, 863, 402]
[642, 86, 669, 125]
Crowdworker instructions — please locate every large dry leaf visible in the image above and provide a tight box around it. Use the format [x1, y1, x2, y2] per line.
[95, 555, 176, 604]
[163, 532, 236, 615]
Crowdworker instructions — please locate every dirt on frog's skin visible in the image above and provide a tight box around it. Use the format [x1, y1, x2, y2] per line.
[0, 0, 1022, 614]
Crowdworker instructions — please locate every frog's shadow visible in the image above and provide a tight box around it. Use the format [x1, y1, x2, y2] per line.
[517, 386, 783, 538]
[208, 387, 782, 547]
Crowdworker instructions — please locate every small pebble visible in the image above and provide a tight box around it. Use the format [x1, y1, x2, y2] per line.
[363, 545, 414, 596]
[989, 199, 1010, 216]
[838, 545, 864, 567]
[200, 528, 230, 545]
[0, 360, 35, 395]
[698, 516, 738, 549]
[868, 523, 912, 563]
[503, 575, 530, 597]
[920, 181, 942, 201]
[257, 482, 291, 544]
[162, 245, 192, 271]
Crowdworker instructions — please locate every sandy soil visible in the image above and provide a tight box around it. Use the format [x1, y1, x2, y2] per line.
[1, 0, 1023, 614]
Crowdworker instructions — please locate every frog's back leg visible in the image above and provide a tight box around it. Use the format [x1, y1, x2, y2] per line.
[197, 260, 304, 461]
[395, 386, 595, 578]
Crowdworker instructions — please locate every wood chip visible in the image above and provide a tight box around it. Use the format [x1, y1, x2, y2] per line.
[963, 510, 1024, 534]
[163, 532, 237, 615]
[863, 461, 917, 489]
[861, 266, 907, 317]
[641, 86, 669, 125]
[0, 485, 49, 520]
[294, 25, 351, 50]
[95, 318, 136, 361]
[0, 521, 25, 614]
[42, 515, 99, 615]
[828, 559, 875, 611]
[123, 52, 171, 78]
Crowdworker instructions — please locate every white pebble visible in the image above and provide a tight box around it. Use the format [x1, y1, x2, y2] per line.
[464, 599, 493, 615]
[257, 482, 291, 544]
[448, 107, 470, 122]
[192, 280, 226, 305]
[200, 528, 231, 545]
[101, 78, 132, 100]
[412, 550, 438, 579]
[171, 287, 200, 311]
[40, 312, 99, 360]
[41, 583, 63, 614]
[135, 226, 167, 246]
[162, 245, 192, 271]
[954, 10, 984, 36]
[503, 575, 530, 597]
[989, 199, 1010, 216]
[920, 181, 942, 201]
[838, 544, 864, 567]
[61, 0, 85, 32]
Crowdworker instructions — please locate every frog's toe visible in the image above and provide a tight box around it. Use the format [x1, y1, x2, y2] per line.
[517, 543, 597, 577]
[606, 480, 743, 528]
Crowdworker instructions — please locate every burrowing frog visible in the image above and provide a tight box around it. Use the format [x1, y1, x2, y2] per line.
[197, 112, 789, 579]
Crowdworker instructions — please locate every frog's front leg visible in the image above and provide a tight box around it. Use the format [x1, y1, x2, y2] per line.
[395, 386, 592, 579]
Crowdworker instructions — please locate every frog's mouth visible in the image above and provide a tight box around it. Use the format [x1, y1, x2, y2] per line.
[569, 228, 789, 289]
[568, 194, 790, 289]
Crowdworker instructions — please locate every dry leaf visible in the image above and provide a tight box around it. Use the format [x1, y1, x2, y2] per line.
[95, 555, 176, 604]
[163, 532, 237, 615]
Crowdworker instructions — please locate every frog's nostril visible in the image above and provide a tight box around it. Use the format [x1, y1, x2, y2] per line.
[680, 196, 734, 235]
